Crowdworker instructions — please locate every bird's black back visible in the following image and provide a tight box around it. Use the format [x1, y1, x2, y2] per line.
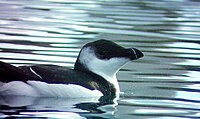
[0, 61, 116, 96]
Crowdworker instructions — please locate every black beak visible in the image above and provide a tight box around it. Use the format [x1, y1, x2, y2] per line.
[128, 48, 144, 60]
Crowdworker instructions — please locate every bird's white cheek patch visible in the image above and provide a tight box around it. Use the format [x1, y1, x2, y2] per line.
[27, 81, 103, 98]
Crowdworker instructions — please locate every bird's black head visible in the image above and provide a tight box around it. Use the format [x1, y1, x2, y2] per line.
[74, 39, 144, 72]
[84, 39, 144, 60]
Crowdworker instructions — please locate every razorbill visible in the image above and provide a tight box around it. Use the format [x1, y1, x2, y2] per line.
[0, 39, 143, 98]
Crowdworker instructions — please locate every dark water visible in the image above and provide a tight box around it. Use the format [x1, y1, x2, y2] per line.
[0, 0, 200, 118]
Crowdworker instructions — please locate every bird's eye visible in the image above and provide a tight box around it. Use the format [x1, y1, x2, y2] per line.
[99, 51, 105, 56]
[97, 51, 108, 59]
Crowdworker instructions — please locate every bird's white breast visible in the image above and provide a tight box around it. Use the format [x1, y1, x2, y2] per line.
[0, 81, 103, 98]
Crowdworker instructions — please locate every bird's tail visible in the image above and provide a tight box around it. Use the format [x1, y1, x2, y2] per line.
[0, 61, 28, 82]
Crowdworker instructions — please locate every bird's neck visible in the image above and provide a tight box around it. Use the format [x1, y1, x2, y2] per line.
[74, 60, 120, 95]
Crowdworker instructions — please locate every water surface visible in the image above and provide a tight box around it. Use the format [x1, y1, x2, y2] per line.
[0, 0, 200, 118]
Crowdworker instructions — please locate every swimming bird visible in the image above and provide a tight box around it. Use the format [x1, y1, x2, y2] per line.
[0, 39, 143, 98]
